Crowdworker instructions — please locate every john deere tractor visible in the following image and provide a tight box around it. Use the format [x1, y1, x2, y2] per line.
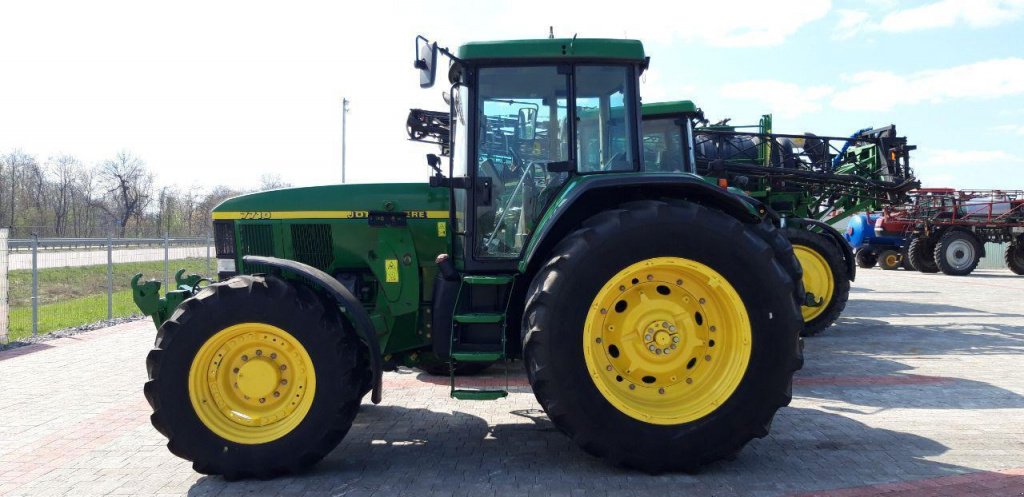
[133, 37, 803, 479]
[642, 101, 916, 336]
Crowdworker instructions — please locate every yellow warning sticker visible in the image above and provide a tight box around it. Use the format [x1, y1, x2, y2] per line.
[437, 221, 447, 238]
[385, 259, 399, 283]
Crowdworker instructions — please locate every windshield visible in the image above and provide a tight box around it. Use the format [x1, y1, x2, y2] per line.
[474, 65, 570, 258]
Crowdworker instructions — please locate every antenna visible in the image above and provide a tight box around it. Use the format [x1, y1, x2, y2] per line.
[549, 26, 554, 39]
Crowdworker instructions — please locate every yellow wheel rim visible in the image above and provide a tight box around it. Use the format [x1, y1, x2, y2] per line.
[583, 257, 752, 425]
[188, 323, 316, 444]
[793, 244, 834, 322]
[884, 253, 899, 268]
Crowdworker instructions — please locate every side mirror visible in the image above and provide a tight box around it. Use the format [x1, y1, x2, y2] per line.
[517, 107, 537, 141]
[414, 36, 438, 88]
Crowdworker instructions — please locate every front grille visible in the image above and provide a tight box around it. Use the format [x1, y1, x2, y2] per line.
[291, 224, 334, 271]
[213, 221, 235, 258]
[238, 224, 275, 273]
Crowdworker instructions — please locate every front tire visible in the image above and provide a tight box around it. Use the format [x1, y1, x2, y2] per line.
[522, 200, 802, 472]
[855, 249, 877, 269]
[878, 249, 902, 270]
[934, 231, 981, 276]
[145, 275, 366, 479]
[1005, 239, 1024, 275]
[786, 229, 850, 337]
[908, 236, 939, 273]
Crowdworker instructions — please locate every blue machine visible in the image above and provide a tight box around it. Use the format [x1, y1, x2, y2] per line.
[844, 213, 908, 269]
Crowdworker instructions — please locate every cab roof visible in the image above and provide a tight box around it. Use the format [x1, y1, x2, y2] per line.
[642, 101, 699, 117]
[457, 38, 646, 63]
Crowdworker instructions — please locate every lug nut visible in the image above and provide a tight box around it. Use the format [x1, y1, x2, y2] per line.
[670, 344, 677, 349]
[699, 298, 706, 305]
[686, 378, 693, 384]
[662, 321, 669, 328]
[645, 334, 652, 341]
[600, 308, 607, 314]
[273, 391, 280, 398]
[232, 368, 239, 373]
[668, 325, 676, 332]
[280, 379, 288, 386]
[663, 348, 670, 354]
[629, 384, 636, 390]
[619, 285, 625, 291]
[259, 398, 266, 403]
[595, 337, 602, 343]
[270, 353, 277, 360]
[606, 365, 613, 371]
[672, 336, 680, 343]
[676, 279, 683, 285]
[658, 388, 665, 395]
[647, 275, 654, 281]
[241, 355, 249, 362]
[279, 365, 287, 371]
[705, 355, 712, 361]
[710, 326, 716, 332]
[648, 345, 656, 352]
[655, 349, 662, 355]
[255, 350, 262, 356]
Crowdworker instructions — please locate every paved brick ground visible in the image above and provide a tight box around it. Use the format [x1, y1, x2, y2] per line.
[1, 268, 1022, 496]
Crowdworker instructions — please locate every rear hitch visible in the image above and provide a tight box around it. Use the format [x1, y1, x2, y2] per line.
[131, 269, 209, 329]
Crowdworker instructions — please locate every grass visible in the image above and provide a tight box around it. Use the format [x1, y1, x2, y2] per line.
[4, 258, 210, 340]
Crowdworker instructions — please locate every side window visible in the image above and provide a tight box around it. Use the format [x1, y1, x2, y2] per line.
[575, 66, 636, 172]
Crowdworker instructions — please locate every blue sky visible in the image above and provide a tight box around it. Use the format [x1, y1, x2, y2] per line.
[1, 0, 1022, 190]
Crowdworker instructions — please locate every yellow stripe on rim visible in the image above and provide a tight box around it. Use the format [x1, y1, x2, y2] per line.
[211, 210, 448, 220]
[583, 257, 752, 425]
[793, 244, 835, 322]
[188, 323, 316, 444]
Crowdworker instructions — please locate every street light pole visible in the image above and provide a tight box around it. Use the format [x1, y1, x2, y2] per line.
[342, 98, 349, 184]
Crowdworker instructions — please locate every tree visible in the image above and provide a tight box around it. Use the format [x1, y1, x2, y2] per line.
[46, 154, 81, 236]
[95, 151, 153, 237]
[0, 150, 38, 230]
[259, 173, 291, 191]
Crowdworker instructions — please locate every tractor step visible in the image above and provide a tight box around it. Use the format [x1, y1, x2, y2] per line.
[450, 351, 504, 362]
[453, 313, 504, 324]
[462, 274, 515, 285]
[451, 389, 508, 401]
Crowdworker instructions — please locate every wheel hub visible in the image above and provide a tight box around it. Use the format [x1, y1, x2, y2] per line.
[945, 239, 975, 270]
[583, 257, 752, 425]
[189, 323, 316, 444]
[792, 244, 834, 322]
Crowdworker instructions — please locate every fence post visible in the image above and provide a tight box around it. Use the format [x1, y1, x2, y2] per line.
[0, 228, 8, 345]
[107, 232, 114, 320]
[164, 232, 169, 289]
[31, 234, 39, 337]
[206, 232, 212, 276]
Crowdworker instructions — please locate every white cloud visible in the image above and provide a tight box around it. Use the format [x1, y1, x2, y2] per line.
[831, 58, 1024, 111]
[880, 0, 1024, 32]
[719, 80, 834, 118]
[920, 149, 1022, 166]
[993, 124, 1024, 135]
[834, 0, 1024, 39]
[834, 9, 871, 39]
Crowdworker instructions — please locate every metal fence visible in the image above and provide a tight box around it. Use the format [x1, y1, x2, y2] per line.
[0, 233, 212, 343]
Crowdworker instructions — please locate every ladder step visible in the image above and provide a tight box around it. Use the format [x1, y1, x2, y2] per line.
[451, 352, 504, 362]
[452, 389, 508, 401]
[462, 275, 514, 285]
[453, 313, 504, 324]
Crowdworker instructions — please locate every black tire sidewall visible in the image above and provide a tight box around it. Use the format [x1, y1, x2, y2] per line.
[150, 276, 358, 475]
[527, 203, 800, 466]
[934, 231, 981, 276]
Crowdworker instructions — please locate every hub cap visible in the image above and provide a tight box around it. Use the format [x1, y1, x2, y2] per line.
[793, 245, 834, 322]
[944, 239, 975, 271]
[583, 257, 752, 425]
[188, 323, 316, 444]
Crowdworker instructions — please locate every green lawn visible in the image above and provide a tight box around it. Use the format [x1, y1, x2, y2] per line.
[5, 258, 210, 340]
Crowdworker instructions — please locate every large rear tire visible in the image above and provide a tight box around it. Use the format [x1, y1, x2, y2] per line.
[145, 275, 367, 479]
[934, 231, 981, 276]
[522, 200, 802, 472]
[785, 229, 850, 337]
[1006, 240, 1024, 275]
[907, 236, 939, 273]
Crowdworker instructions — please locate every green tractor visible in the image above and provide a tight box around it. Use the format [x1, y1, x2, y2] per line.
[641, 101, 916, 336]
[132, 37, 803, 479]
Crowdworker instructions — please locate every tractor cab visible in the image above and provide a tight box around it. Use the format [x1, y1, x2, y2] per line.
[416, 36, 648, 271]
[640, 100, 703, 174]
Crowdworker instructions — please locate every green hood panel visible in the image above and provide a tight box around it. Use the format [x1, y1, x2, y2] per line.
[213, 183, 448, 219]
